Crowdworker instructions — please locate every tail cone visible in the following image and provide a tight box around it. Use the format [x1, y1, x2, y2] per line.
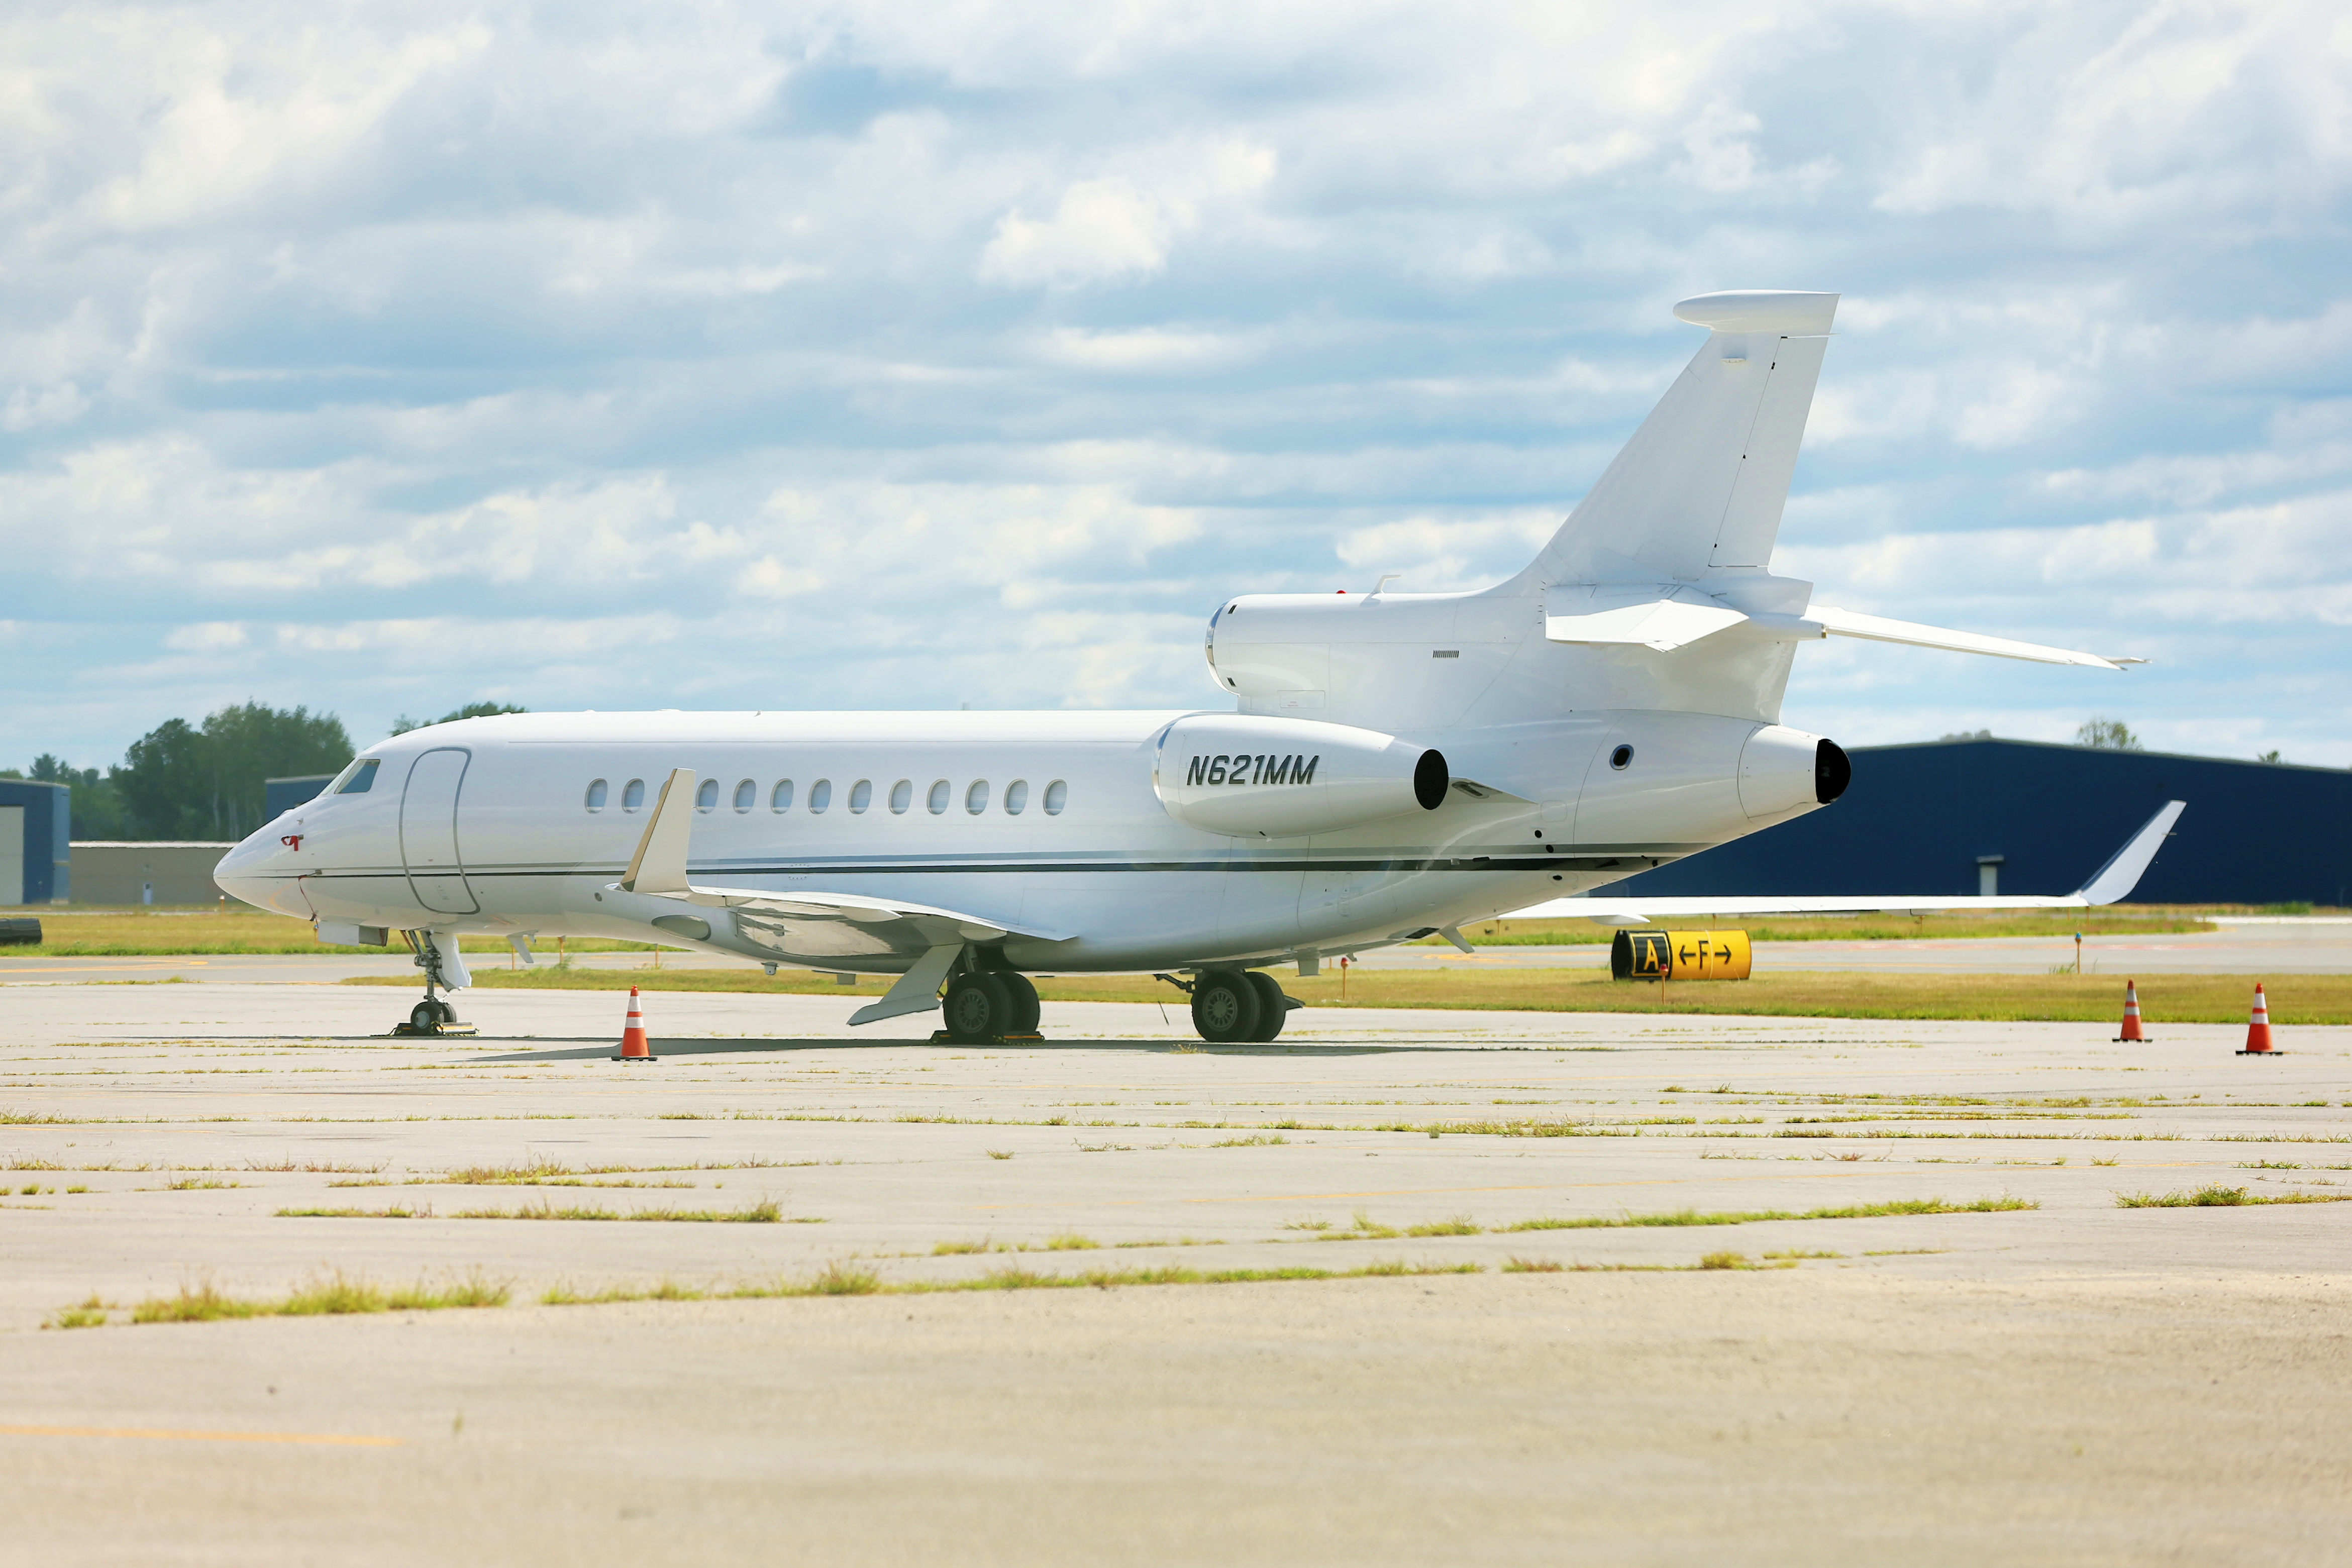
[613, 986, 656, 1062]
[2114, 980, 2149, 1042]
[2236, 983, 2276, 1056]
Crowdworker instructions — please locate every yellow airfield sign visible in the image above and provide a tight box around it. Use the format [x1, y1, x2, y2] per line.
[1609, 928, 1753, 981]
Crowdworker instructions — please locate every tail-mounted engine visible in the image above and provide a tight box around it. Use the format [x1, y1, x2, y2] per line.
[1154, 714, 1448, 839]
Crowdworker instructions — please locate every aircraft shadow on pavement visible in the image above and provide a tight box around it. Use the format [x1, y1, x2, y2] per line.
[465, 1036, 1417, 1064]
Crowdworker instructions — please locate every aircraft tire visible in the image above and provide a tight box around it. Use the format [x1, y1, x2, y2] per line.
[1244, 972, 1287, 1042]
[1000, 973, 1042, 1035]
[942, 972, 1013, 1042]
[409, 1001, 441, 1033]
[1189, 969, 1262, 1043]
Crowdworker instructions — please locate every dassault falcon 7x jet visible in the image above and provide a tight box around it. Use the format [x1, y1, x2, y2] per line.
[215, 290, 2184, 1044]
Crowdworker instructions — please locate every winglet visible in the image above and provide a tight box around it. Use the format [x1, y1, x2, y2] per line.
[848, 944, 963, 1027]
[2073, 800, 2186, 905]
[620, 769, 697, 895]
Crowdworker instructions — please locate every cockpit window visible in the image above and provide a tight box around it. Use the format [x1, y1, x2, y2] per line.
[335, 759, 380, 795]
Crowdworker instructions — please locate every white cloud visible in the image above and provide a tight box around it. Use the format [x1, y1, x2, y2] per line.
[2, 380, 88, 431]
[0, 0, 2346, 766]
[979, 141, 1276, 287]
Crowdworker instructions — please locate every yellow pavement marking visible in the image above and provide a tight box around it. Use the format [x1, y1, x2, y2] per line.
[0, 1423, 400, 1447]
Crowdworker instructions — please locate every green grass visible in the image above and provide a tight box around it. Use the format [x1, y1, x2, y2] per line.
[2115, 1184, 2352, 1208]
[541, 1258, 1487, 1307]
[1434, 910, 2225, 946]
[1502, 1196, 2037, 1231]
[450, 1196, 793, 1222]
[43, 1294, 110, 1330]
[0, 909, 664, 958]
[127, 1269, 508, 1324]
[335, 964, 2352, 1023]
[277, 1204, 432, 1218]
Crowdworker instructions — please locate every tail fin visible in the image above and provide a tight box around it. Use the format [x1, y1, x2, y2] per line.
[1514, 291, 1837, 589]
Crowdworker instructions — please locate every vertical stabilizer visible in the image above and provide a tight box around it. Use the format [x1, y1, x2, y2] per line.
[1514, 290, 1837, 588]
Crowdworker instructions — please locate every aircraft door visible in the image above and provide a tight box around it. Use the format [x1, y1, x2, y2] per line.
[400, 749, 479, 915]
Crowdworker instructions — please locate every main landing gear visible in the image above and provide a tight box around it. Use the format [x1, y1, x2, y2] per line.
[1164, 969, 1296, 1043]
[390, 930, 477, 1037]
[937, 970, 1043, 1044]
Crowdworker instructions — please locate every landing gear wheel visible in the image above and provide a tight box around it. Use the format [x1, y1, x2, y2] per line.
[1189, 970, 1262, 1043]
[999, 974, 1041, 1035]
[433, 999, 458, 1025]
[408, 1001, 442, 1034]
[942, 973, 1013, 1042]
[1245, 972, 1288, 1042]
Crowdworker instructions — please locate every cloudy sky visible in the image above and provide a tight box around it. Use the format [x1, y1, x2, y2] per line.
[3, 0, 2347, 771]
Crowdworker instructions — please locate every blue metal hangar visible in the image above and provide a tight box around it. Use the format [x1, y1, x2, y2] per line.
[0, 779, 70, 906]
[1610, 736, 2351, 908]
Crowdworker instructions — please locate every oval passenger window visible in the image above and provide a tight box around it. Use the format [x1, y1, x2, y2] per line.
[1610, 745, 1634, 771]
[809, 779, 832, 813]
[622, 779, 646, 812]
[927, 780, 950, 815]
[1044, 780, 1068, 815]
[733, 779, 755, 813]
[585, 779, 608, 812]
[965, 780, 989, 815]
[695, 779, 719, 812]
[849, 779, 873, 814]
[771, 780, 794, 812]
[1004, 779, 1028, 815]
[889, 780, 912, 814]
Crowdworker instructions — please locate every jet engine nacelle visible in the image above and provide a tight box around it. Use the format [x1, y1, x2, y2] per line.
[1154, 715, 1449, 838]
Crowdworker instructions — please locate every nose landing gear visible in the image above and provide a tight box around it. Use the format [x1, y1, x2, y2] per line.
[390, 930, 477, 1037]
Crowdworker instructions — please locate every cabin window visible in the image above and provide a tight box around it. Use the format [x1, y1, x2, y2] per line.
[889, 780, 913, 814]
[1610, 745, 1634, 771]
[622, 778, 646, 812]
[336, 759, 381, 795]
[849, 779, 873, 814]
[584, 778, 608, 812]
[1044, 780, 1068, 815]
[1004, 779, 1029, 815]
[809, 779, 832, 813]
[733, 779, 755, 813]
[771, 780, 794, 812]
[927, 780, 950, 814]
[965, 780, 989, 815]
[694, 779, 720, 812]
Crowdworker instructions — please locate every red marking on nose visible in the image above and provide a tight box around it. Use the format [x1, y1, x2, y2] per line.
[281, 834, 303, 850]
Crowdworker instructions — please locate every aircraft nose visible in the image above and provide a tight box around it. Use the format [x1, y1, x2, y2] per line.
[213, 830, 287, 912]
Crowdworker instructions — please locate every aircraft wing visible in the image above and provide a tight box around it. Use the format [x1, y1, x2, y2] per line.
[612, 769, 1070, 1025]
[1505, 800, 2186, 925]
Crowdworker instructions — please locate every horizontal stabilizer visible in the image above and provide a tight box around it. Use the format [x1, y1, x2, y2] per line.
[1507, 800, 2185, 924]
[1804, 606, 2133, 671]
[1544, 588, 1748, 652]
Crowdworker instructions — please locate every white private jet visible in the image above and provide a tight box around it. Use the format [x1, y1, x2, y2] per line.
[214, 289, 2182, 1044]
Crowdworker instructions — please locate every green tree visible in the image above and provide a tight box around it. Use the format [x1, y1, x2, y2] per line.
[2074, 717, 2142, 751]
[26, 755, 134, 840]
[114, 704, 354, 840]
[389, 701, 527, 737]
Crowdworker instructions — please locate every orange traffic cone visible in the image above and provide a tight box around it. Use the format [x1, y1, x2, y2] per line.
[2113, 980, 2150, 1042]
[612, 986, 655, 1062]
[2236, 983, 2276, 1056]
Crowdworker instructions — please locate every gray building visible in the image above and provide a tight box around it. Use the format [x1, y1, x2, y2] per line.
[0, 778, 70, 905]
[69, 843, 237, 906]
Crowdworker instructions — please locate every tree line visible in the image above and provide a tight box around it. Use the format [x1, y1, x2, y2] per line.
[3, 701, 522, 841]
